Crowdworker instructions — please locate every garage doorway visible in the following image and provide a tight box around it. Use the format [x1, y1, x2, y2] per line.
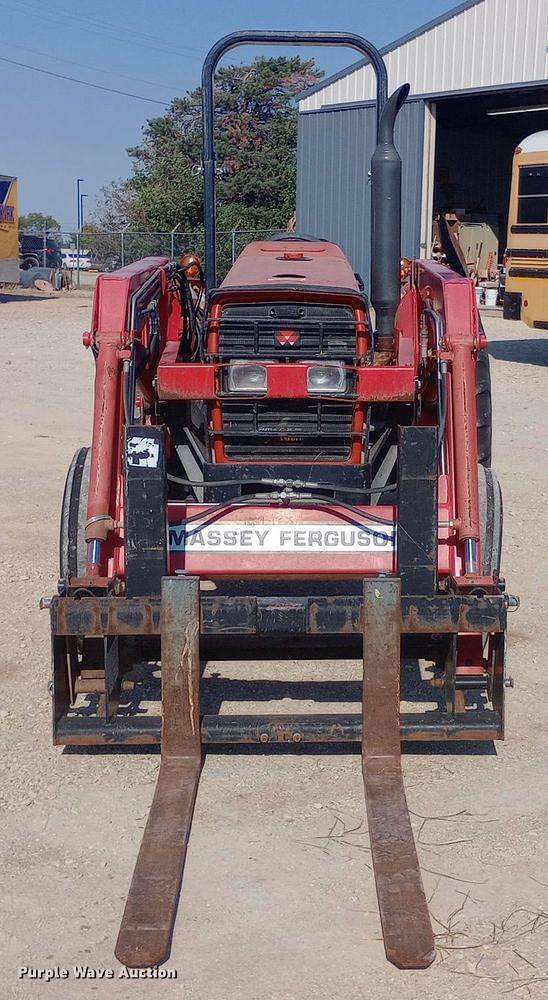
[432, 84, 548, 264]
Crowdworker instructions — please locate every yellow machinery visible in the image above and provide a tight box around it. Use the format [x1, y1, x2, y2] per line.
[0, 175, 19, 284]
[503, 131, 548, 329]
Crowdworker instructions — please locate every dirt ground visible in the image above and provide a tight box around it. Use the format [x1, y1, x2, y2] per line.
[0, 288, 547, 1000]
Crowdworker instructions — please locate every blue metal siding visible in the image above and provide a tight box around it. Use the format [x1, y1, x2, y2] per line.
[297, 100, 425, 289]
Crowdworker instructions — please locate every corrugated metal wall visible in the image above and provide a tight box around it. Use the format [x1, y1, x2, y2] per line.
[297, 100, 425, 289]
[300, 0, 548, 110]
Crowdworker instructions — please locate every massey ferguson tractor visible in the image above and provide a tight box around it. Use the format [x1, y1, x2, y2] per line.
[44, 32, 517, 971]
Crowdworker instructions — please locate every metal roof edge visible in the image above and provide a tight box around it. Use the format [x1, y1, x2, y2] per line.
[299, 77, 548, 114]
[299, 96, 423, 114]
[296, 0, 486, 103]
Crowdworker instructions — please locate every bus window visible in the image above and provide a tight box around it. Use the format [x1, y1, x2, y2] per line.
[517, 165, 548, 224]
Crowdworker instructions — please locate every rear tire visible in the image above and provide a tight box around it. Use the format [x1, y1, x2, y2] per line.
[478, 464, 503, 575]
[59, 447, 90, 579]
[476, 348, 492, 468]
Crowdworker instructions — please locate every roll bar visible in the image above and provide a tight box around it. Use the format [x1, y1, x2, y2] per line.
[202, 31, 407, 345]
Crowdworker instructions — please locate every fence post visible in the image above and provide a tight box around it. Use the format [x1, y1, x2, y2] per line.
[170, 222, 182, 260]
[231, 228, 236, 265]
[43, 224, 47, 268]
[121, 225, 130, 268]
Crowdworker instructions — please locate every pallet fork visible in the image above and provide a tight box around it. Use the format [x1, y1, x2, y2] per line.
[49, 562, 508, 970]
[115, 574, 435, 970]
[115, 578, 203, 967]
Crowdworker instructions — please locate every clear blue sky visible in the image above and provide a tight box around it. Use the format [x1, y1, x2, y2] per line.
[2, 0, 460, 229]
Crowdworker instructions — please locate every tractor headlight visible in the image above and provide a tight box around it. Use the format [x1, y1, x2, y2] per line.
[307, 362, 347, 394]
[227, 362, 267, 393]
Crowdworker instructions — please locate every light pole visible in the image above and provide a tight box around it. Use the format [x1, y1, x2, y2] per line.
[76, 177, 84, 287]
[80, 192, 88, 230]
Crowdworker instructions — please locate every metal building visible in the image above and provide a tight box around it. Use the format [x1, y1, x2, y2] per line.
[297, 0, 548, 286]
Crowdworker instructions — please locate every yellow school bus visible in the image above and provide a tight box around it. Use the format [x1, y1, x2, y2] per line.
[0, 175, 19, 284]
[503, 131, 548, 329]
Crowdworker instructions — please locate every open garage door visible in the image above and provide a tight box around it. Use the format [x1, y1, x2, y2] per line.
[433, 84, 548, 268]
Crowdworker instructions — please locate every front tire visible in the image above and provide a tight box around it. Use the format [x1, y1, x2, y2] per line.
[478, 464, 503, 575]
[476, 348, 492, 468]
[59, 447, 90, 579]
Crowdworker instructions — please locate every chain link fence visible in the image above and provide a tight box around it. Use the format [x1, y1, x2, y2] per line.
[19, 226, 282, 285]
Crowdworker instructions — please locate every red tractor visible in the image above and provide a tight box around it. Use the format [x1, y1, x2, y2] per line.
[45, 32, 516, 971]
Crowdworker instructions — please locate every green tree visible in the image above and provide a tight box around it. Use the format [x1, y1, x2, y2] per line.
[19, 212, 61, 235]
[95, 56, 322, 236]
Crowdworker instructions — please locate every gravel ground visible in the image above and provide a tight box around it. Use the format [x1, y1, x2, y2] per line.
[0, 288, 547, 1000]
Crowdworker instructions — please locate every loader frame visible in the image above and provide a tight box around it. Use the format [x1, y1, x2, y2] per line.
[51, 586, 507, 749]
[49, 409, 507, 968]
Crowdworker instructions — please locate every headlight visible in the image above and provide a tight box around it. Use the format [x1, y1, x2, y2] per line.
[227, 362, 267, 393]
[307, 362, 347, 394]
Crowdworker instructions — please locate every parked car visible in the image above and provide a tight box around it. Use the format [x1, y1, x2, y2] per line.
[61, 248, 92, 270]
[89, 253, 122, 272]
[19, 234, 63, 270]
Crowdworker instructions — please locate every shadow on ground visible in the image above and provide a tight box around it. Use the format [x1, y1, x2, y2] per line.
[0, 292, 58, 303]
[488, 338, 548, 366]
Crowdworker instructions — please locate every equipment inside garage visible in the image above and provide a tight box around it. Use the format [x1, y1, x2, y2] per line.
[433, 84, 548, 273]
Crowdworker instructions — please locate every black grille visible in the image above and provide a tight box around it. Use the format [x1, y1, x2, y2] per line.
[215, 301, 358, 361]
[220, 400, 355, 460]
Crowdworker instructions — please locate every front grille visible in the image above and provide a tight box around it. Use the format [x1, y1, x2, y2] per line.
[215, 301, 359, 361]
[220, 399, 355, 460]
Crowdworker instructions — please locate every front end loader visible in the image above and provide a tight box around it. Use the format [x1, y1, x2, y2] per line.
[44, 31, 517, 971]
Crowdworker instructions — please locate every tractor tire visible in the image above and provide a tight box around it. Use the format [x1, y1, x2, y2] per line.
[476, 347, 492, 468]
[59, 446, 90, 579]
[478, 463, 503, 576]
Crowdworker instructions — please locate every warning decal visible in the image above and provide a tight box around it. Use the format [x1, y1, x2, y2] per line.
[126, 436, 160, 468]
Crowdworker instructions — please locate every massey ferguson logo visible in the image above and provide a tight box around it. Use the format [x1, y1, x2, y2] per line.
[275, 328, 300, 348]
[169, 521, 395, 553]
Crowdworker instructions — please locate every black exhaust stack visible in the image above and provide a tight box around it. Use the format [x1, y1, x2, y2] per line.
[370, 83, 410, 352]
